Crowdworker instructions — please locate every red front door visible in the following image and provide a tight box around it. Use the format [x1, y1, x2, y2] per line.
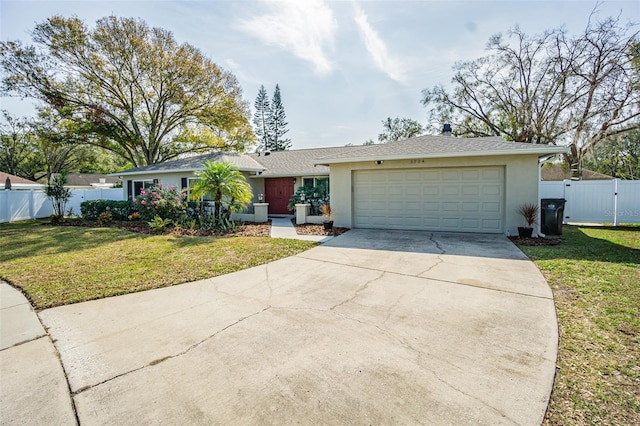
[265, 177, 294, 215]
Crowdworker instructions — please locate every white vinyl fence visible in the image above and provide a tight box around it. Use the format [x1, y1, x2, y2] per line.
[0, 188, 124, 223]
[540, 179, 640, 225]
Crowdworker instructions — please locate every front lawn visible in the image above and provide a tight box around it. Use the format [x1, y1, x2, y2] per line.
[515, 226, 640, 425]
[0, 220, 316, 310]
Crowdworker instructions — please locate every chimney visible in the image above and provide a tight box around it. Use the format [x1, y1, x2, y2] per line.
[441, 124, 452, 136]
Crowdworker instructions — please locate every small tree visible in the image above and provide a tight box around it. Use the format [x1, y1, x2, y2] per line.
[268, 84, 292, 151]
[189, 161, 253, 224]
[45, 173, 72, 217]
[253, 85, 272, 151]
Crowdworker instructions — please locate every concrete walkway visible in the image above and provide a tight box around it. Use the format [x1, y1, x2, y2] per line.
[269, 216, 333, 243]
[1, 230, 558, 425]
[0, 282, 76, 425]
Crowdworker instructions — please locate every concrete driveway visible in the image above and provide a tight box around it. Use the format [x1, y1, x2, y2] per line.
[37, 229, 557, 425]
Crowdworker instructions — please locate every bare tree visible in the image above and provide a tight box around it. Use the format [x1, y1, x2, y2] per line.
[422, 12, 639, 165]
[378, 117, 424, 143]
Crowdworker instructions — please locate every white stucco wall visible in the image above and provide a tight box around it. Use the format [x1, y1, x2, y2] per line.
[329, 154, 541, 235]
[123, 171, 263, 204]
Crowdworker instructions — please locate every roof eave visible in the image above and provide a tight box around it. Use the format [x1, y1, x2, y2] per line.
[114, 166, 265, 177]
[315, 146, 570, 165]
[250, 171, 330, 179]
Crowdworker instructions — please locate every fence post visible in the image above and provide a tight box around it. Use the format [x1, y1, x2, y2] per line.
[0, 190, 7, 223]
[29, 190, 35, 219]
[562, 180, 570, 224]
[613, 179, 619, 226]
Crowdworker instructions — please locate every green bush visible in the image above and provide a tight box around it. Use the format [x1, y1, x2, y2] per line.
[132, 184, 186, 222]
[81, 200, 135, 221]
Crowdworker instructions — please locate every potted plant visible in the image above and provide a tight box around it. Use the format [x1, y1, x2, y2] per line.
[517, 202, 539, 238]
[319, 203, 333, 231]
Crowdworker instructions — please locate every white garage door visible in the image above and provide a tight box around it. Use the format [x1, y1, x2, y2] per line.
[353, 166, 504, 233]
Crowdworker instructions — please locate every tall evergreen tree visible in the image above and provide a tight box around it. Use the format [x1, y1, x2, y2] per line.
[269, 84, 292, 151]
[252, 85, 271, 151]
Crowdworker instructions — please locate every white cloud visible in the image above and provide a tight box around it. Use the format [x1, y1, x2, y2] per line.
[237, 0, 337, 76]
[353, 6, 406, 84]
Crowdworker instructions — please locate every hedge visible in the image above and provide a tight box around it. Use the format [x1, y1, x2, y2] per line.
[80, 200, 135, 221]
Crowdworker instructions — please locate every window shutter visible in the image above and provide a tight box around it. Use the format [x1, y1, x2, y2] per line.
[181, 178, 188, 189]
[127, 180, 132, 199]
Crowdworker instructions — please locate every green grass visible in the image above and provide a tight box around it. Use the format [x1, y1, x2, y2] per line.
[515, 226, 640, 425]
[0, 220, 316, 310]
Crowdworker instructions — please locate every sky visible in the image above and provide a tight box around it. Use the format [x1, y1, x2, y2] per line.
[1, 0, 638, 150]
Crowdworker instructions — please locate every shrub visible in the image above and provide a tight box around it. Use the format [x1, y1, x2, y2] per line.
[46, 173, 72, 216]
[50, 214, 64, 225]
[133, 184, 186, 222]
[148, 215, 173, 231]
[128, 212, 141, 221]
[97, 211, 113, 226]
[81, 200, 134, 221]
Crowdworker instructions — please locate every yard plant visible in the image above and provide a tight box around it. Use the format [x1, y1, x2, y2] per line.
[515, 226, 639, 425]
[0, 220, 315, 309]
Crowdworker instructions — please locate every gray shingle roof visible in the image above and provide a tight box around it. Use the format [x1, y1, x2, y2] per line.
[316, 135, 568, 163]
[118, 151, 265, 176]
[248, 146, 361, 177]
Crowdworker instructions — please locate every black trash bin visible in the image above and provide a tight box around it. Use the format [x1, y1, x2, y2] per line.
[541, 198, 566, 236]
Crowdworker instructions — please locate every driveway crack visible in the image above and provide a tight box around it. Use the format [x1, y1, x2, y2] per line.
[329, 271, 385, 311]
[429, 233, 446, 254]
[72, 306, 271, 396]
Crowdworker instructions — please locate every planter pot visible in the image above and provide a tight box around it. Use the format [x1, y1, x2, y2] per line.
[517, 227, 534, 238]
[323, 220, 334, 231]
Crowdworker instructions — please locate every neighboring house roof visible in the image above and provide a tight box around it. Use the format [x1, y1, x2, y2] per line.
[541, 164, 614, 181]
[0, 171, 44, 189]
[0, 172, 39, 185]
[315, 135, 569, 164]
[117, 151, 265, 177]
[248, 146, 360, 178]
[61, 173, 121, 187]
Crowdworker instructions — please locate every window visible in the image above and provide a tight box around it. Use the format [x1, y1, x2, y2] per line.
[303, 178, 315, 189]
[133, 180, 154, 196]
[300, 177, 329, 199]
[315, 177, 329, 198]
[187, 178, 213, 201]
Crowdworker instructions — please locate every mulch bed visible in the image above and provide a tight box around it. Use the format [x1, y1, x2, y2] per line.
[509, 236, 562, 246]
[292, 220, 349, 237]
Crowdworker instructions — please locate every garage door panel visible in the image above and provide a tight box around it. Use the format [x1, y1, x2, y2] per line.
[482, 169, 502, 180]
[442, 170, 460, 180]
[461, 218, 481, 228]
[353, 167, 504, 233]
[462, 202, 480, 212]
[442, 186, 460, 196]
[422, 170, 442, 181]
[483, 185, 501, 195]
[462, 170, 481, 179]
[422, 186, 439, 196]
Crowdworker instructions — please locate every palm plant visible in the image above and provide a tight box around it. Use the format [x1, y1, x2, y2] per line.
[518, 203, 539, 227]
[189, 161, 253, 223]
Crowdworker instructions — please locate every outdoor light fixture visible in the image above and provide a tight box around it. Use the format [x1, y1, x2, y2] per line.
[293, 177, 297, 183]
[301, 193, 306, 202]
[376, 160, 384, 165]
[258, 193, 263, 202]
